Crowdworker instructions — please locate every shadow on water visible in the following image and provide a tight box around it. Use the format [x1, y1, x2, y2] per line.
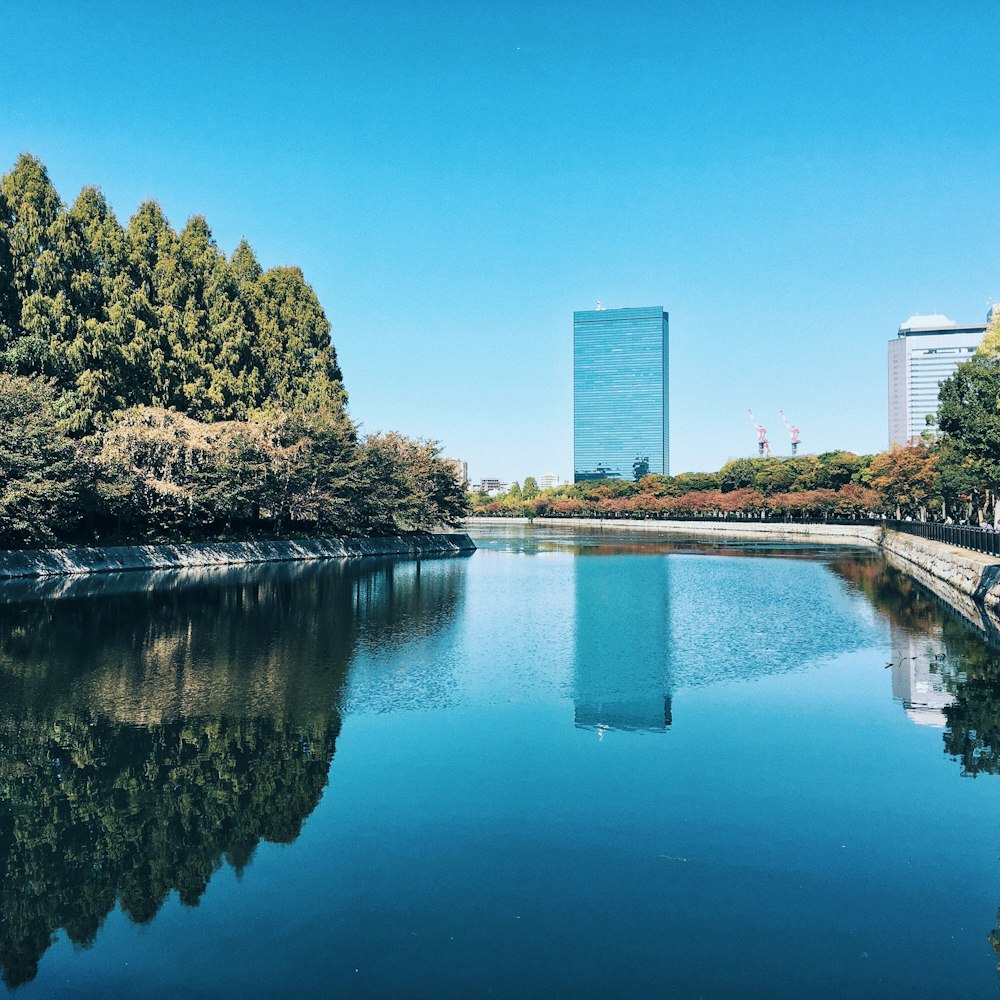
[827, 552, 1000, 966]
[827, 552, 1000, 778]
[0, 554, 469, 989]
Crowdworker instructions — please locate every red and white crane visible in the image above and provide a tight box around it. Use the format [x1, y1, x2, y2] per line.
[779, 410, 801, 456]
[747, 408, 770, 457]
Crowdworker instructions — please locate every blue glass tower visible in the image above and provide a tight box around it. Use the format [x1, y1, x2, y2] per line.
[573, 306, 669, 482]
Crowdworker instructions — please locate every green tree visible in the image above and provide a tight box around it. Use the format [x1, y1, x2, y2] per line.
[125, 199, 182, 406]
[936, 354, 1000, 518]
[522, 476, 539, 498]
[60, 185, 135, 429]
[256, 267, 344, 414]
[0, 153, 80, 379]
[976, 305, 1000, 356]
[359, 433, 468, 532]
[718, 458, 758, 491]
[0, 186, 19, 347]
[813, 451, 868, 490]
[0, 374, 86, 544]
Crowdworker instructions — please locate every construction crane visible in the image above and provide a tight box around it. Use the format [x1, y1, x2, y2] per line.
[779, 410, 801, 456]
[747, 408, 770, 457]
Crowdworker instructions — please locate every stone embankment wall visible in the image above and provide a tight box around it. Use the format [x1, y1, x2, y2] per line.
[465, 516, 1000, 610]
[0, 534, 476, 580]
[878, 530, 1000, 612]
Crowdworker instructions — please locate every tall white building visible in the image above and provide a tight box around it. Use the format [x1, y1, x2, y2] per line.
[442, 458, 468, 487]
[888, 313, 987, 446]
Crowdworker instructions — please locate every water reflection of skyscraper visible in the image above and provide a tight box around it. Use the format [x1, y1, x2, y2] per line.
[824, 551, 966, 730]
[889, 623, 956, 727]
[573, 554, 673, 733]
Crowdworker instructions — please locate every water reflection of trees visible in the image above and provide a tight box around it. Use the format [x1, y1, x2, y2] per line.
[829, 553, 1000, 776]
[0, 713, 337, 988]
[0, 556, 466, 988]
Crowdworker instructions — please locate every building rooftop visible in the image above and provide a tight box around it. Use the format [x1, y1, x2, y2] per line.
[899, 313, 957, 331]
[897, 313, 987, 336]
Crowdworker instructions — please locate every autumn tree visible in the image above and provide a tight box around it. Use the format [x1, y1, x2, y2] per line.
[868, 442, 939, 519]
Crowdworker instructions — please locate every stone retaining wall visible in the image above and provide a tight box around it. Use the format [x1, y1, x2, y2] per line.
[0, 533, 476, 580]
[878, 530, 1000, 612]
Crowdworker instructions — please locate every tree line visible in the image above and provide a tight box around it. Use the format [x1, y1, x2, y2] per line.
[0, 155, 466, 546]
[475, 308, 1000, 524]
[472, 449, 925, 519]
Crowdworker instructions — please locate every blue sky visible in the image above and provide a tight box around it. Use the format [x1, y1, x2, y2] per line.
[2, 1, 998, 480]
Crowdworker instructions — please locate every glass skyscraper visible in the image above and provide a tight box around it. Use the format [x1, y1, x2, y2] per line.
[573, 306, 669, 482]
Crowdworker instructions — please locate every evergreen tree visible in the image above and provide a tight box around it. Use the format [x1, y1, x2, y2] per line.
[0, 374, 86, 544]
[0, 187, 19, 348]
[0, 153, 79, 378]
[125, 199, 183, 408]
[63, 186, 132, 428]
[256, 266, 344, 413]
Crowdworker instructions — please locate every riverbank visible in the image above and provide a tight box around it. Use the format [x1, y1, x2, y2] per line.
[0, 533, 476, 580]
[465, 516, 1000, 612]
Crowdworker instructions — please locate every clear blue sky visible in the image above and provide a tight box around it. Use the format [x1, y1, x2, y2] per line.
[3, 1, 998, 480]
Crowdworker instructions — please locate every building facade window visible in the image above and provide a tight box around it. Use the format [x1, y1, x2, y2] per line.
[573, 306, 668, 482]
[887, 314, 988, 446]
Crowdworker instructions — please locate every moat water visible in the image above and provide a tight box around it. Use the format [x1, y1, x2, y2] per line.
[3, 523, 1000, 998]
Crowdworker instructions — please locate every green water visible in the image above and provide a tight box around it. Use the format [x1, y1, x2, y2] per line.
[2, 524, 1000, 997]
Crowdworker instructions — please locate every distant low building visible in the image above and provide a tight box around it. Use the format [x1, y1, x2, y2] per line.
[470, 478, 508, 496]
[888, 312, 988, 445]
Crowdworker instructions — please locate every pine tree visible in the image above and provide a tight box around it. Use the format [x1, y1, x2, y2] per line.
[256, 266, 344, 413]
[0, 154, 79, 378]
[125, 200, 183, 408]
[0, 187, 19, 349]
[62, 186, 132, 428]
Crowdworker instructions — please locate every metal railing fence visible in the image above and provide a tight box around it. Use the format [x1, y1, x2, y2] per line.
[886, 518, 1000, 557]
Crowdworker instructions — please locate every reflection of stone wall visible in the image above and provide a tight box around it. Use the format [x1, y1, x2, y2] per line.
[472, 518, 1000, 615]
[877, 547, 1000, 653]
[879, 531, 1000, 613]
[828, 551, 1000, 776]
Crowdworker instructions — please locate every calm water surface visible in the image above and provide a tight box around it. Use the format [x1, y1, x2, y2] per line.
[3, 524, 1000, 998]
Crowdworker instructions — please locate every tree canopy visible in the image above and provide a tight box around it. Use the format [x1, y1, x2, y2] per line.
[0, 154, 345, 428]
[0, 154, 467, 544]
